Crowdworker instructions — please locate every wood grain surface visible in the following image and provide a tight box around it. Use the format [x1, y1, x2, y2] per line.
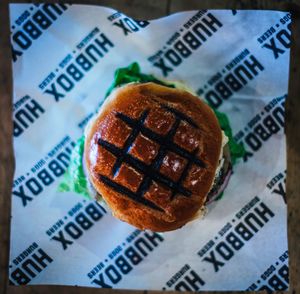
[0, 1, 299, 294]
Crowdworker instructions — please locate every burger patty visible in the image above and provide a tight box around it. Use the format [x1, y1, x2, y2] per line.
[206, 144, 232, 204]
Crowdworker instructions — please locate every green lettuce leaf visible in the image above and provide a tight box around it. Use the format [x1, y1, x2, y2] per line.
[58, 136, 91, 199]
[105, 62, 175, 97]
[212, 109, 246, 165]
[59, 62, 245, 198]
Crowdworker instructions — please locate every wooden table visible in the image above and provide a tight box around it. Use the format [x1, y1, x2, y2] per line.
[0, 1, 299, 293]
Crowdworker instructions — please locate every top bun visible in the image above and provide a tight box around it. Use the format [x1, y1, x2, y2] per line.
[84, 82, 222, 231]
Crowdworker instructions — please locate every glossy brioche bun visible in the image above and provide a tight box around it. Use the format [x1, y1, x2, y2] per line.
[84, 82, 222, 232]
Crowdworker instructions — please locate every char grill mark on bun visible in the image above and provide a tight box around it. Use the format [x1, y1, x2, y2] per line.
[85, 82, 223, 231]
[97, 104, 206, 212]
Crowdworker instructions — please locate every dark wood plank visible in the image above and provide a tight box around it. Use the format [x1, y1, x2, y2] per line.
[0, 0, 14, 293]
[169, 0, 300, 12]
[286, 6, 300, 294]
[8, 0, 169, 20]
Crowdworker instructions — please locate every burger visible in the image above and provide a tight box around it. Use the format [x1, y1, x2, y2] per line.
[59, 62, 245, 232]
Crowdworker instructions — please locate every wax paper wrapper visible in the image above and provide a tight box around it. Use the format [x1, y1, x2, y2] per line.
[9, 4, 290, 291]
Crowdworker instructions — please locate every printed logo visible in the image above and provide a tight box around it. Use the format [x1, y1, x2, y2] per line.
[11, 4, 71, 62]
[199, 198, 275, 273]
[148, 11, 223, 76]
[107, 12, 149, 35]
[259, 13, 291, 59]
[163, 264, 205, 291]
[12, 136, 74, 207]
[266, 170, 286, 204]
[197, 49, 265, 109]
[13, 95, 45, 137]
[246, 250, 289, 292]
[49, 201, 107, 250]
[233, 95, 285, 162]
[40, 28, 114, 102]
[88, 230, 164, 288]
[9, 242, 53, 285]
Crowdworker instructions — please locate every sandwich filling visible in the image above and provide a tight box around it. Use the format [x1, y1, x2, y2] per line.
[206, 142, 232, 203]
